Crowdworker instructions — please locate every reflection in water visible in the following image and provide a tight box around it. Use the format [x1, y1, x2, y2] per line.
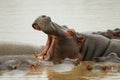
[0, 70, 48, 80]
[50, 59, 75, 72]
[50, 63, 75, 72]
[2, 70, 28, 76]
[48, 62, 120, 80]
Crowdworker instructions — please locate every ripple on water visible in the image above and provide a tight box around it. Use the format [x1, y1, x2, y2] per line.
[0, 70, 48, 80]
[0, 62, 120, 80]
[50, 63, 75, 72]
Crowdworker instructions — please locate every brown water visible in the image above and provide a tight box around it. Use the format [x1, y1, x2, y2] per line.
[48, 62, 120, 80]
[0, 61, 120, 80]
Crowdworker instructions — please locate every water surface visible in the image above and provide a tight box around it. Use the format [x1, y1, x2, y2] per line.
[0, 61, 120, 80]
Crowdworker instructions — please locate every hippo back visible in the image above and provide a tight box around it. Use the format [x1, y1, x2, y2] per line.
[104, 39, 120, 57]
[79, 33, 110, 60]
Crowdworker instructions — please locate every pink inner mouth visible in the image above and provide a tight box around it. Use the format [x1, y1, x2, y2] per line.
[36, 28, 76, 61]
[36, 35, 54, 60]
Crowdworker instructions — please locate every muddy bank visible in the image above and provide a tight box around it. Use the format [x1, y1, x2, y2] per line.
[0, 41, 46, 71]
[0, 41, 44, 55]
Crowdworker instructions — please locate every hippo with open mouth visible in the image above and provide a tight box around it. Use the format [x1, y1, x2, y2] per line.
[32, 15, 120, 65]
[32, 15, 82, 65]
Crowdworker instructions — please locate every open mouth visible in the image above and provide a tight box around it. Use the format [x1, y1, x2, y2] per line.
[32, 15, 61, 61]
[32, 16, 76, 62]
[32, 24, 76, 61]
[34, 30, 54, 61]
[32, 22, 56, 61]
[41, 35, 54, 60]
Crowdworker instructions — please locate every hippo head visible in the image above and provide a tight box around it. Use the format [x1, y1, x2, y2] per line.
[32, 15, 76, 38]
[32, 15, 53, 32]
[105, 29, 120, 39]
[32, 15, 85, 65]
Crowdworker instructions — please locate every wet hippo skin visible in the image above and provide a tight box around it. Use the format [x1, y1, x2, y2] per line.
[0, 55, 39, 70]
[32, 15, 82, 65]
[32, 15, 120, 65]
[93, 52, 120, 63]
[0, 42, 44, 70]
[92, 28, 120, 39]
[78, 34, 120, 61]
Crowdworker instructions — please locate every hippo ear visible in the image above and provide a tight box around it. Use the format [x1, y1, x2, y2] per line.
[77, 36, 85, 44]
[105, 29, 112, 36]
[67, 29, 76, 36]
[64, 29, 76, 39]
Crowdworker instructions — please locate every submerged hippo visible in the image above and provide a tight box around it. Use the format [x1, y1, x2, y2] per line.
[0, 55, 41, 70]
[93, 52, 120, 63]
[92, 28, 120, 39]
[0, 42, 44, 70]
[87, 64, 113, 71]
[32, 15, 120, 65]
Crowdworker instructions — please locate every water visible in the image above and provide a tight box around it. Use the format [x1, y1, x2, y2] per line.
[0, 0, 120, 46]
[0, 62, 120, 80]
[0, 70, 48, 80]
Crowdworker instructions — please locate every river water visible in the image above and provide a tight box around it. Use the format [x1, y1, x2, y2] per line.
[0, 0, 120, 46]
[0, 61, 120, 80]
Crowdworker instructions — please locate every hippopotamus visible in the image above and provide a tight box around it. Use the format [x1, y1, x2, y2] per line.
[105, 28, 120, 39]
[92, 28, 120, 39]
[86, 63, 120, 73]
[32, 15, 120, 65]
[0, 55, 43, 70]
[93, 52, 120, 63]
[0, 42, 46, 70]
[87, 64, 113, 71]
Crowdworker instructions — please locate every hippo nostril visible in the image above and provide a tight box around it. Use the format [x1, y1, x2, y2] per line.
[14, 66, 17, 69]
[32, 23, 37, 29]
[42, 15, 46, 18]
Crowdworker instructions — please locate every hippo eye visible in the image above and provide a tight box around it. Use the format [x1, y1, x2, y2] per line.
[42, 15, 46, 18]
